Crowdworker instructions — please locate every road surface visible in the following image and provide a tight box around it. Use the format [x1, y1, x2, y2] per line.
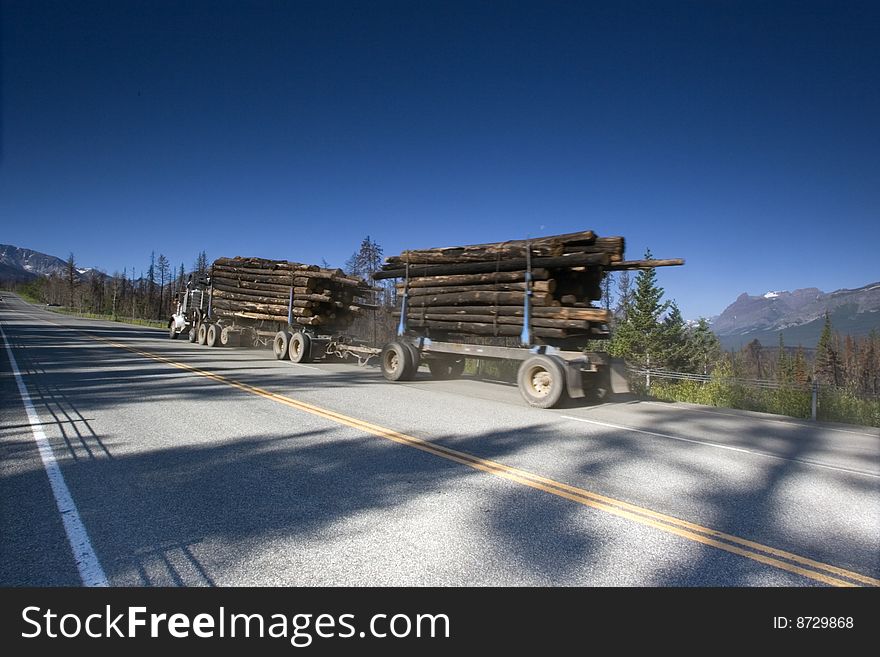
[1, 293, 878, 586]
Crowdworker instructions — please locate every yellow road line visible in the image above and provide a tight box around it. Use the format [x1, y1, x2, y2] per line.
[7, 308, 877, 587]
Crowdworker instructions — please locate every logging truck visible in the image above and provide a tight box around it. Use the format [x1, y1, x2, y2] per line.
[166, 233, 681, 409]
[168, 259, 379, 365]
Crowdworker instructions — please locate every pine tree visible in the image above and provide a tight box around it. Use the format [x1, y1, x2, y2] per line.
[608, 249, 669, 364]
[793, 346, 809, 384]
[658, 302, 688, 369]
[815, 312, 841, 386]
[743, 339, 764, 379]
[194, 251, 208, 276]
[65, 252, 77, 308]
[776, 333, 791, 383]
[615, 270, 633, 321]
[157, 254, 170, 315]
[601, 272, 614, 311]
[687, 318, 721, 374]
[346, 236, 393, 306]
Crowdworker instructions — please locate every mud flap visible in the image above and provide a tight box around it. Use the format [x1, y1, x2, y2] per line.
[610, 357, 631, 394]
[564, 358, 586, 398]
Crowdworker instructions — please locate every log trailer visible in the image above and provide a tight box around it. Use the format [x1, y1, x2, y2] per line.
[372, 231, 684, 408]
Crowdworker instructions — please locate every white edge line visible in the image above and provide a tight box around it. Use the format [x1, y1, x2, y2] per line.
[560, 414, 880, 479]
[0, 322, 109, 586]
[642, 400, 880, 438]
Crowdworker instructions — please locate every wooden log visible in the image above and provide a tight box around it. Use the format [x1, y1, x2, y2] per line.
[396, 281, 555, 296]
[406, 290, 553, 307]
[212, 299, 291, 315]
[212, 264, 294, 277]
[212, 269, 294, 284]
[213, 310, 289, 323]
[211, 278, 303, 294]
[606, 258, 684, 270]
[212, 286, 290, 302]
[384, 230, 598, 266]
[373, 252, 610, 280]
[399, 319, 573, 339]
[402, 269, 551, 287]
[400, 305, 612, 321]
[396, 312, 600, 329]
[297, 293, 333, 303]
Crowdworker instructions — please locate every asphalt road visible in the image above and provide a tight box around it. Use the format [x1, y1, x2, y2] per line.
[1, 293, 878, 586]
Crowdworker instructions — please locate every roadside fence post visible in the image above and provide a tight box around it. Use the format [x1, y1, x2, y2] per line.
[811, 381, 818, 421]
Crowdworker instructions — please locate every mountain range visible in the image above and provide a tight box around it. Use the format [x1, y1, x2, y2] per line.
[0, 244, 102, 283]
[711, 283, 880, 349]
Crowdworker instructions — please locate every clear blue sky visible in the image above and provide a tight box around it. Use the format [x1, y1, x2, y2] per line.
[1, 1, 877, 318]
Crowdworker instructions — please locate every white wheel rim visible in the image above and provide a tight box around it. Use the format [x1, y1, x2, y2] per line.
[527, 366, 553, 397]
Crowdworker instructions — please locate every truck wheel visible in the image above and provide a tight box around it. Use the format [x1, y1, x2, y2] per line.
[517, 355, 567, 408]
[428, 357, 465, 380]
[273, 331, 290, 360]
[197, 323, 208, 345]
[405, 343, 421, 370]
[381, 341, 416, 381]
[168, 323, 177, 339]
[220, 327, 237, 347]
[188, 326, 197, 343]
[206, 324, 220, 347]
[288, 332, 312, 363]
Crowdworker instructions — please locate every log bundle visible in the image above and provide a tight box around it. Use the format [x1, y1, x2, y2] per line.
[377, 230, 683, 342]
[210, 257, 374, 330]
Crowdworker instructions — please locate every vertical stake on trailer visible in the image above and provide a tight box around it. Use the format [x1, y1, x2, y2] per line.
[397, 261, 409, 337]
[288, 284, 294, 326]
[520, 240, 532, 347]
[206, 283, 213, 318]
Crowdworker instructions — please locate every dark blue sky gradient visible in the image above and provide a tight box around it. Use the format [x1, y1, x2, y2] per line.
[2, 1, 878, 317]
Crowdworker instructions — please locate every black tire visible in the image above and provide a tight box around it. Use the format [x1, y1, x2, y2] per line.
[206, 323, 220, 348]
[380, 341, 416, 381]
[273, 331, 290, 360]
[220, 326, 237, 347]
[288, 331, 312, 363]
[168, 323, 178, 340]
[428, 357, 466, 380]
[197, 323, 208, 345]
[405, 343, 421, 370]
[517, 355, 567, 408]
[188, 326, 197, 343]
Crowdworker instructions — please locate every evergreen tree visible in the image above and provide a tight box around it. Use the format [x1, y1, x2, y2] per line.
[815, 312, 841, 386]
[658, 302, 688, 369]
[601, 272, 613, 311]
[687, 318, 721, 374]
[194, 251, 209, 276]
[346, 236, 393, 305]
[776, 333, 790, 382]
[65, 252, 77, 307]
[608, 249, 669, 364]
[615, 270, 633, 321]
[793, 346, 809, 384]
[157, 254, 170, 315]
[743, 339, 764, 379]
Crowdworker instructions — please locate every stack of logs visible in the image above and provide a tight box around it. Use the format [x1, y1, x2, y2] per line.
[210, 257, 375, 330]
[373, 230, 683, 341]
